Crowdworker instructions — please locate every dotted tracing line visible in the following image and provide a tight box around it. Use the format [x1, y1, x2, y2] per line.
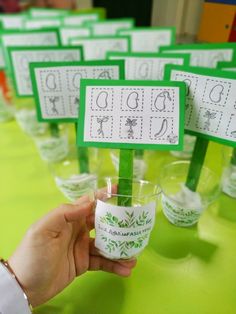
[149, 116, 174, 141]
[119, 115, 143, 140]
[202, 79, 231, 107]
[185, 102, 193, 127]
[89, 115, 113, 139]
[66, 69, 88, 92]
[175, 74, 198, 101]
[225, 114, 236, 138]
[121, 88, 144, 112]
[132, 59, 154, 80]
[150, 88, 175, 113]
[40, 69, 62, 93]
[195, 106, 223, 134]
[90, 87, 114, 112]
[69, 95, 79, 116]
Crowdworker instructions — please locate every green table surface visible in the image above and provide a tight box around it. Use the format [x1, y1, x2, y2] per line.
[0, 121, 236, 314]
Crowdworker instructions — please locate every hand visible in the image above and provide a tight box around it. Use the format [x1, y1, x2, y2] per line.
[8, 195, 136, 307]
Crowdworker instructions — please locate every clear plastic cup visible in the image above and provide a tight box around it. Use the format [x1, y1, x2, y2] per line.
[170, 134, 196, 159]
[221, 146, 236, 198]
[50, 147, 99, 202]
[0, 103, 14, 122]
[160, 161, 221, 227]
[94, 177, 161, 260]
[110, 150, 147, 180]
[0, 89, 14, 123]
[15, 108, 48, 137]
[33, 125, 69, 163]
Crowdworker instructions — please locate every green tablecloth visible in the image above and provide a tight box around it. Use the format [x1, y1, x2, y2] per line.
[0, 121, 236, 314]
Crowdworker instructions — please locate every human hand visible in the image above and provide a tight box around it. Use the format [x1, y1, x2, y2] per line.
[8, 195, 136, 307]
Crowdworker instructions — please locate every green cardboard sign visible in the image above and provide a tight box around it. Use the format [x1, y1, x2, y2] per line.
[28, 8, 69, 18]
[117, 27, 176, 52]
[30, 60, 125, 123]
[107, 52, 190, 80]
[0, 29, 61, 70]
[164, 64, 236, 148]
[8, 46, 83, 97]
[217, 61, 236, 72]
[0, 47, 5, 69]
[24, 17, 62, 30]
[77, 79, 185, 151]
[59, 26, 91, 46]
[86, 18, 135, 36]
[0, 14, 25, 30]
[160, 43, 236, 68]
[62, 13, 100, 27]
[69, 35, 131, 60]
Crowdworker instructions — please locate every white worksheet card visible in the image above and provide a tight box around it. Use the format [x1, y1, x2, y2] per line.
[1, 32, 59, 47]
[83, 85, 180, 145]
[90, 20, 134, 36]
[29, 8, 68, 18]
[0, 15, 25, 29]
[110, 55, 185, 80]
[70, 37, 129, 60]
[34, 65, 121, 120]
[170, 69, 236, 144]
[0, 48, 5, 68]
[11, 48, 82, 95]
[163, 49, 233, 68]
[63, 14, 99, 27]
[60, 27, 91, 45]
[119, 29, 173, 52]
[24, 19, 62, 30]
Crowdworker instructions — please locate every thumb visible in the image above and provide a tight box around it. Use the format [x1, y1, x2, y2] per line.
[63, 201, 94, 223]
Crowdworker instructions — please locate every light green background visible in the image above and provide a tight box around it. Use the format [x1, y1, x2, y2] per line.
[0, 121, 236, 314]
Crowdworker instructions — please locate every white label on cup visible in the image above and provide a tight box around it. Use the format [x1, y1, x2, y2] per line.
[162, 194, 202, 227]
[95, 200, 156, 259]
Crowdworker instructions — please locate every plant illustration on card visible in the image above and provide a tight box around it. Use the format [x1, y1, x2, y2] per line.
[49, 96, 60, 115]
[97, 116, 109, 137]
[96, 91, 108, 109]
[63, 53, 75, 62]
[231, 131, 236, 138]
[167, 133, 178, 144]
[72, 72, 83, 89]
[126, 91, 139, 109]
[41, 53, 52, 62]
[154, 119, 168, 139]
[125, 118, 138, 139]
[183, 78, 192, 96]
[97, 71, 111, 79]
[20, 55, 30, 70]
[203, 110, 217, 131]
[23, 73, 31, 90]
[138, 62, 150, 79]
[209, 84, 224, 103]
[154, 91, 172, 111]
[46, 73, 57, 90]
[74, 96, 79, 106]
